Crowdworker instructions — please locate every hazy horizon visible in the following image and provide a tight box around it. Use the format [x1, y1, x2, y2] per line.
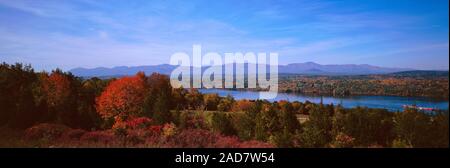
[0, 0, 449, 71]
[68, 61, 448, 71]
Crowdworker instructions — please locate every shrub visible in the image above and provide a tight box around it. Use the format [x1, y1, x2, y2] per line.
[80, 131, 115, 144]
[148, 125, 163, 135]
[214, 136, 241, 148]
[210, 112, 236, 136]
[392, 138, 412, 148]
[164, 129, 218, 148]
[203, 94, 220, 111]
[126, 117, 153, 129]
[232, 100, 254, 112]
[112, 117, 153, 130]
[214, 135, 272, 148]
[125, 130, 146, 145]
[24, 123, 70, 141]
[162, 123, 177, 137]
[60, 129, 87, 141]
[185, 113, 207, 129]
[239, 140, 274, 148]
[217, 95, 234, 112]
[163, 128, 272, 148]
[330, 132, 355, 148]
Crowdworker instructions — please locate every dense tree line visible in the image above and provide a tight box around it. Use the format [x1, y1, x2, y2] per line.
[278, 74, 449, 99]
[1, 63, 448, 147]
[0, 63, 106, 129]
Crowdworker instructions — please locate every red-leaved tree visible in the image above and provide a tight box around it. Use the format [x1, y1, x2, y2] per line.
[96, 72, 147, 122]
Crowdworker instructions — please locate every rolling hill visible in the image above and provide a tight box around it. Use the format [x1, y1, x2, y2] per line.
[70, 62, 413, 77]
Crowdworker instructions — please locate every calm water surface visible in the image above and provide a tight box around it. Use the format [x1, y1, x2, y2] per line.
[199, 89, 449, 111]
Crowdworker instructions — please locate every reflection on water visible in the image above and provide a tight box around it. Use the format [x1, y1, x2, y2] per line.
[199, 89, 449, 112]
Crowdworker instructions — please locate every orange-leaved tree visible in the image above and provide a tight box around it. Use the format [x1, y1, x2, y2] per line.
[96, 72, 147, 123]
[232, 99, 254, 112]
[43, 71, 72, 108]
[36, 69, 84, 127]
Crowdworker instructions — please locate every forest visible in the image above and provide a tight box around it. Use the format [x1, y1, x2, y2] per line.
[0, 63, 448, 148]
[278, 73, 449, 99]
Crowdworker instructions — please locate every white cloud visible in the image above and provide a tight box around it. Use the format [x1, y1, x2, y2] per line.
[0, 0, 447, 70]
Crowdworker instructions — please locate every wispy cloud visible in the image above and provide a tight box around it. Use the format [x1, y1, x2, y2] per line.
[0, 0, 448, 70]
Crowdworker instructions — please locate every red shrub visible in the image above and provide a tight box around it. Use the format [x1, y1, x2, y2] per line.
[126, 117, 153, 129]
[148, 125, 163, 135]
[214, 136, 241, 148]
[186, 115, 207, 129]
[113, 117, 153, 130]
[144, 135, 162, 147]
[124, 130, 146, 145]
[24, 123, 70, 141]
[214, 134, 273, 148]
[164, 129, 218, 147]
[60, 129, 87, 141]
[163, 128, 272, 148]
[239, 140, 274, 148]
[80, 131, 115, 144]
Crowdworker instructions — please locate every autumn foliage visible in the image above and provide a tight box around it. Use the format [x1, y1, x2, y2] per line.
[96, 73, 147, 120]
[1, 63, 448, 148]
[24, 123, 70, 141]
[41, 72, 72, 108]
[232, 99, 254, 112]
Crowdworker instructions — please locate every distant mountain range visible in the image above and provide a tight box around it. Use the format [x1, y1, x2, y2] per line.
[70, 62, 414, 77]
[386, 70, 449, 78]
[278, 62, 412, 75]
[71, 64, 175, 77]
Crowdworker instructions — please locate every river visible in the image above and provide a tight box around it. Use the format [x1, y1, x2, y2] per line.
[199, 89, 449, 112]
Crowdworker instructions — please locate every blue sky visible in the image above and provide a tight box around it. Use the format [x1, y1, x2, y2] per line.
[0, 0, 448, 71]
